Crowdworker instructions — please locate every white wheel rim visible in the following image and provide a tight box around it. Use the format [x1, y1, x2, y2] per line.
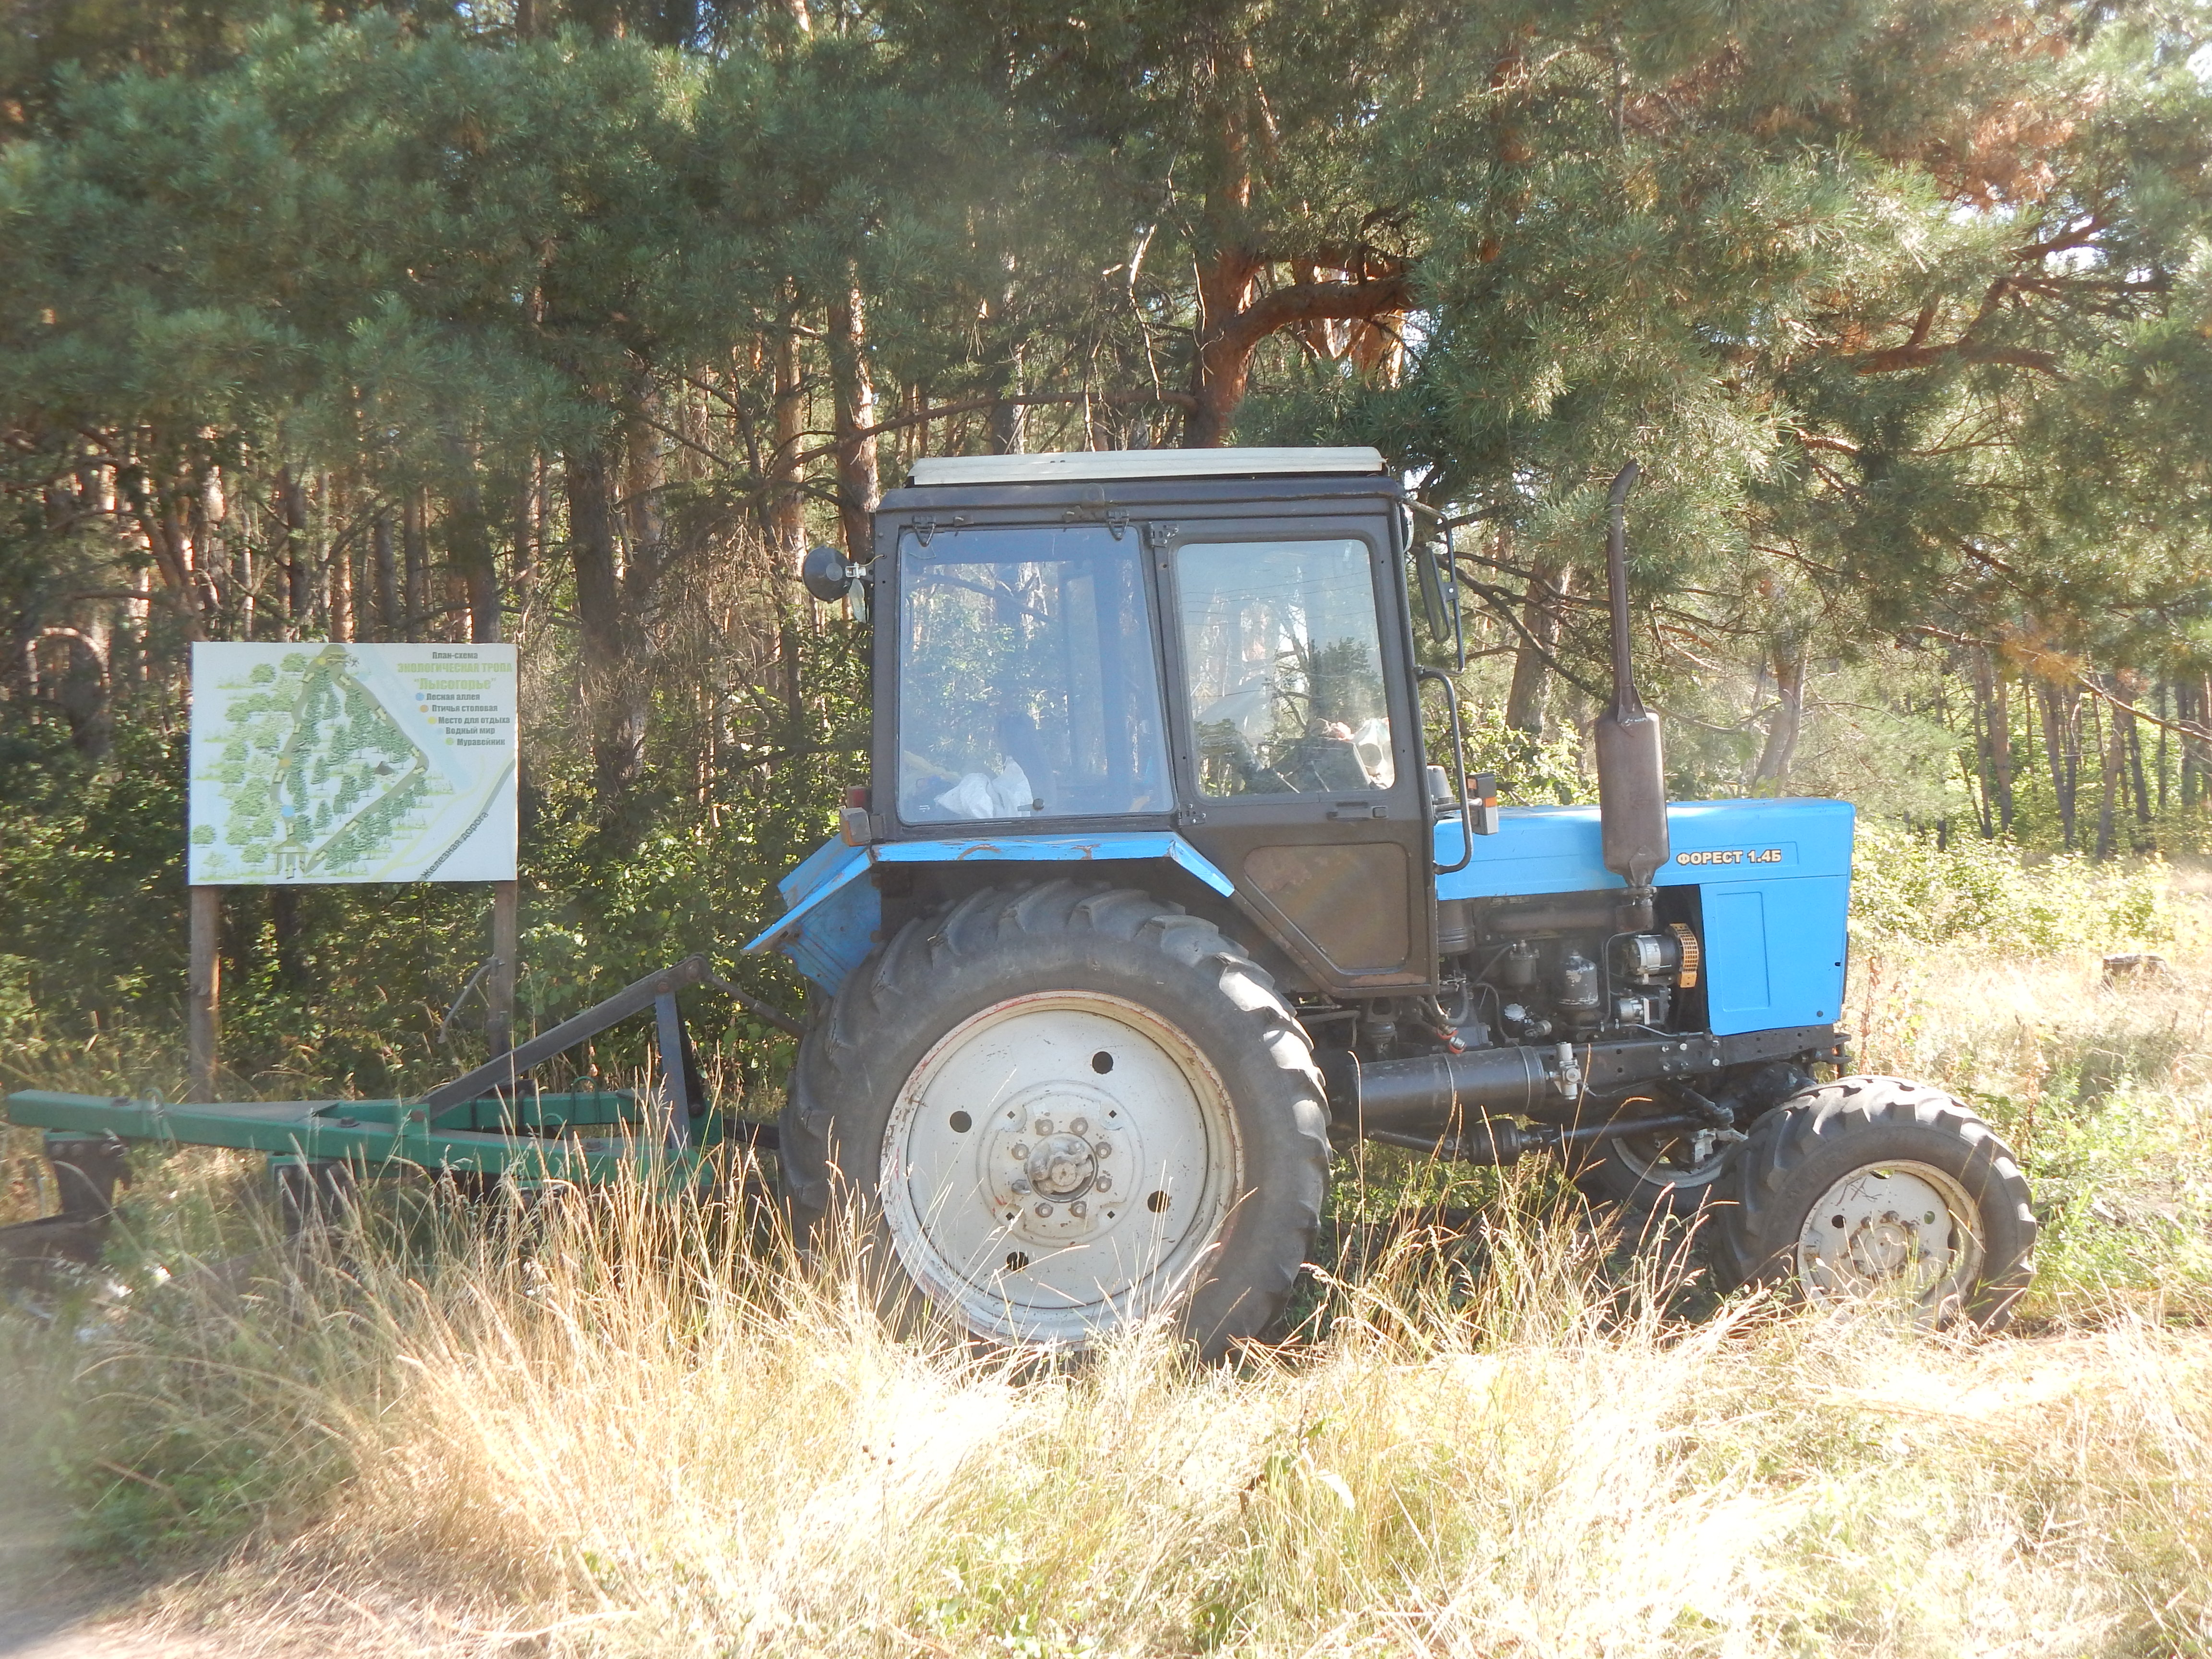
[1794, 1159, 1986, 1318]
[881, 990, 1242, 1346]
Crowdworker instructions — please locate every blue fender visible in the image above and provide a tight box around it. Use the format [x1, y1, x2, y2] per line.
[745, 832, 1236, 995]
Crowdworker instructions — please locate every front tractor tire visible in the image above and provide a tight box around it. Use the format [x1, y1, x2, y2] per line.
[780, 880, 1331, 1358]
[1712, 1075, 2037, 1330]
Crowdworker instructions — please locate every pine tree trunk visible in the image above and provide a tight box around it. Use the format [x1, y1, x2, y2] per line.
[2125, 701, 2151, 830]
[1969, 681, 1995, 837]
[1972, 648, 2013, 835]
[1187, 248, 1261, 448]
[771, 311, 806, 571]
[371, 511, 397, 640]
[1752, 638, 1808, 786]
[2183, 679, 2201, 810]
[2200, 675, 2212, 811]
[329, 543, 353, 641]
[566, 447, 645, 806]
[2038, 684, 2075, 846]
[403, 492, 429, 640]
[829, 281, 880, 563]
[2093, 691, 2121, 860]
[327, 479, 354, 644]
[276, 469, 309, 637]
[518, 457, 545, 597]
[1503, 545, 1568, 737]
[2155, 681, 2169, 811]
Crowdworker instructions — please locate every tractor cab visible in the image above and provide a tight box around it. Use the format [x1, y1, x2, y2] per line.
[843, 447, 1443, 997]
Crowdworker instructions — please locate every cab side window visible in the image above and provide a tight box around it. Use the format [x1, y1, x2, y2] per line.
[1173, 539, 1395, 797]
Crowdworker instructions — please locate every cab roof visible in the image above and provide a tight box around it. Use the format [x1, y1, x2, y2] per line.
[905, 446, 1387, 487]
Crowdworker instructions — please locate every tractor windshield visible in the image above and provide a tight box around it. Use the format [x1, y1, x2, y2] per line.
[1174, 538, 1395, 796]
[897, 524, 1171, 825]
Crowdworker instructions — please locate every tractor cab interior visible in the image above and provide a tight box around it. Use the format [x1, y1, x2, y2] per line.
[894, 522, 1171, 825]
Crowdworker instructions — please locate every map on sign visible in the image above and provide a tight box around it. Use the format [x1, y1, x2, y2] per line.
[188, 642, 517, 884]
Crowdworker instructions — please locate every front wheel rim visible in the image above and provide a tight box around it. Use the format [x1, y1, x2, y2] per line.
[881, 990, 1242, 1346]
[1793, 1159, 1986, 1317]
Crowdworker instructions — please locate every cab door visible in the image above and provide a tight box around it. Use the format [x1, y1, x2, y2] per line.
[1158, 519, 1435, 994]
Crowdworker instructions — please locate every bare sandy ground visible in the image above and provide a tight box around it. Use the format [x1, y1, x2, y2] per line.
[0, 1495, 210, 1659]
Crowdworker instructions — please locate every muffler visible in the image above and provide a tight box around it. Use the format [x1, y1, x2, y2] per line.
[1591, 461, 1670, 930]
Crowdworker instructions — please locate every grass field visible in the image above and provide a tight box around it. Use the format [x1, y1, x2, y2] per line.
[1, 854, 2208, 1658]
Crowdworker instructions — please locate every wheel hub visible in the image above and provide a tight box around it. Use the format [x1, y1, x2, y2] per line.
[1795, 1160, 1984, 1311]
[981, 1082, 1139, 1241]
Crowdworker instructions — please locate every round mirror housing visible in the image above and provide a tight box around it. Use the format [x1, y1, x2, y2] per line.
[802, 542, 854, 603]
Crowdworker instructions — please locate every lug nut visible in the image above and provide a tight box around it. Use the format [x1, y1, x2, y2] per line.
[1095, 1142, 1112, 1157]
[1072, 1118, 1089, 1134]
[1034, 1119, 1053, 1135]
[1011, 1144, 1028, 1159]
[1094, 1174, 1111, 1192]
[1012, 1178, 1029, 1193]
[1035, 1203, 1053, 1217]
[1070, 1201, 1087, 1217]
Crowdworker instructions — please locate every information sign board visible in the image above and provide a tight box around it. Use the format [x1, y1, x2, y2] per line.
[188, 642, 518, 884]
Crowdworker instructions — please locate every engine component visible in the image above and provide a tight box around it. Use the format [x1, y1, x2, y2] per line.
[1614, 991, 1663, 1026]
[1499, 940, 1541, 987]
[1616, 931, 1681, 980]
[1484, 897, 1622, 938]
[1670, 923, 1702, 987]
[1437, 897, 1474, 956]
[1557, 951, 1600, 1019]
[1500, 1002, 1552, 1040]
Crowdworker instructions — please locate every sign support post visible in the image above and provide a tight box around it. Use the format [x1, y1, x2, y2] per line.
[487, 879, 519, 1058]
[188, 885, 221, 1102]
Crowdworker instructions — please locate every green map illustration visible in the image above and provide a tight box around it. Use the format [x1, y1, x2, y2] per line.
[189, 643, 517, 884]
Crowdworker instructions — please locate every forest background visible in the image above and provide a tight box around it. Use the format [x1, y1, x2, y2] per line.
[4, 0, 2212, 1102]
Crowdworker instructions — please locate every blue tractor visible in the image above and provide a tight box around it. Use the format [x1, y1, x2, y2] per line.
[754, 447, 2037, 1355]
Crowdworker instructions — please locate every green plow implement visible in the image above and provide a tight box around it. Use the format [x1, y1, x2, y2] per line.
[2, 953, 797, 1262]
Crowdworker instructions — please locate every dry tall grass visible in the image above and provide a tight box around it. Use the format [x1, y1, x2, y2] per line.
[19, 1176, 2206, 1659]
[2, 874, 2209, 1658]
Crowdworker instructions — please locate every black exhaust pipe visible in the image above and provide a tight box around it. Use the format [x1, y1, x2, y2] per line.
[1591, 461, 1669, 931]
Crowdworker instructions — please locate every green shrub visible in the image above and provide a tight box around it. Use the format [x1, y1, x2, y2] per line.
[1850, 818, 2172, 953]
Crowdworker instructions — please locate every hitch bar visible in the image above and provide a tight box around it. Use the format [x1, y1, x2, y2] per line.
[418, 954, 802, 1128]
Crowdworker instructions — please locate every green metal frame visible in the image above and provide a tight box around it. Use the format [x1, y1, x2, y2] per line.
[2, 1086, 716, 1186]
[1, 954, 789, 1194]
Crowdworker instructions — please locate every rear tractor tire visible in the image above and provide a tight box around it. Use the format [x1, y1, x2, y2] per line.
[779, 879, 1331, 1358]
[1712, 1074, 2036, 1330]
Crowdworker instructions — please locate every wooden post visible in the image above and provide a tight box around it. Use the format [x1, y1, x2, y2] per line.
[486, 879, 519, 1058]
[188, 885, 221, 1102]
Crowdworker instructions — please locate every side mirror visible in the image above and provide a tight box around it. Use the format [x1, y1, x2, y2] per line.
[1415, 538, 1449, 638]
[802, 543, 854, 603]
